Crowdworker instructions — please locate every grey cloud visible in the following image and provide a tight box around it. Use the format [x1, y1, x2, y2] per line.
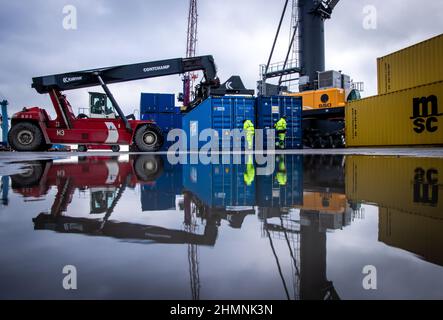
[0, 0, 442, 116]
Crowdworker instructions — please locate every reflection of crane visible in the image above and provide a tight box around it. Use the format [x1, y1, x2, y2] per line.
[260, 207, 301, 300]
[258, 154, 359, 300]
[182, 191, 255, 300]
[183, 0, 199, 107]
[184, 191, 201, 300]
[299, 210, 340, 300]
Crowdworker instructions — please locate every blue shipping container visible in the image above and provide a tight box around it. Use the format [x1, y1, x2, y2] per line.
[141, 113, 183, 151]
[173, 113, 183, 130]
[256, 96, 302, 149]
[141, 113, 175, 132]
[256, 155, 303, 208]
[140, 93, 176, 113]
[182, 97, 256, 151]
[183, 160, 256, 208]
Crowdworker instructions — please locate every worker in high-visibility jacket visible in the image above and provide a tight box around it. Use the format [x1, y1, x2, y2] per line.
[243, 154, 255, 186]
[276, 155, 287, 186]
[243, 119, 255, 150]
[274, 116, 287, 149]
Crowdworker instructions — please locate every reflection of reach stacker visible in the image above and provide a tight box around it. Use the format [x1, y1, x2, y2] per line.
[10, 155, 164, 202]
[7, 55, 231, 152]
[10, 156, 218, 246]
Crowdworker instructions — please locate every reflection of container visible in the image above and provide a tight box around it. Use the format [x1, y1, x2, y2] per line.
[256, 155, 303, 208]
[256, 96, 302, 149]
[345, 156, 443, 219]
[346, 81, 443, 147]
[140, 163, 182, 211]
[379, 207, 443, 267]
[377, 34, 443, 95]
[183, 160, 256, 208]
[182, 97, 255, 150]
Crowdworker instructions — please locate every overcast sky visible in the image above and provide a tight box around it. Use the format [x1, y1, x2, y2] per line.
[0, 0, 442, 116]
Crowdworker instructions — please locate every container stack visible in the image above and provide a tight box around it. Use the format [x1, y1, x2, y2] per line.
[182, 96, 256, 150]
[140, 93, 183, 151]
[256, 96, 303, 149]
[346, 34, 443, 147]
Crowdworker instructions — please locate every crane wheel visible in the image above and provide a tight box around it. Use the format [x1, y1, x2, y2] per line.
[10, 161, 45, 188]
[8, 122, 44, 152]
[77, 114, 89, 119]
[78, 145, 88, 152]
[134, 155, 164, 181]
[134, 124, 164, 152]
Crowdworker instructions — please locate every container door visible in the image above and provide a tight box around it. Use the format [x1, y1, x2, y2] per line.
[212, 97, 233, 150]
[140, 93, 158, 113]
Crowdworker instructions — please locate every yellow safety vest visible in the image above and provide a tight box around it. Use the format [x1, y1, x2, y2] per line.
[244, 164, 255, 186]
[276, 172, 287, 186]
[243, 120, 255, 134]
[275, 118, 287, 131]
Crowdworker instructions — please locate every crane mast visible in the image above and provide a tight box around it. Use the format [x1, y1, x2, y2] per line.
[298, 0, 340, 90]
[184, 0, 199, 107]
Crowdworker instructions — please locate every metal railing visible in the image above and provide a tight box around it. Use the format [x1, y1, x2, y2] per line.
[260, 58, 300, 79]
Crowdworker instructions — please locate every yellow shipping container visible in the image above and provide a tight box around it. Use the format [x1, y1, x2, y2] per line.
[345, 156, 443, 219]
[346, 81, 443, 147]
[379, 207, 443, 267]
[377, 33, 443, 94]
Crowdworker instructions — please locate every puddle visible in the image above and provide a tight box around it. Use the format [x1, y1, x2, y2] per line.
[0, 154, 442, 299]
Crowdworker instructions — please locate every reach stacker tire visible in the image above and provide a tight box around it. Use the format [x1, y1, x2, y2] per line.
[10, 161, 45, 187]
[134, 124, 163, 152]
[134, 155, 164, 181]
[8, 122, 44, 152]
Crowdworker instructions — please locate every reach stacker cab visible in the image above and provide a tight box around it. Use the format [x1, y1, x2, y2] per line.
[7, 55, 235, 152]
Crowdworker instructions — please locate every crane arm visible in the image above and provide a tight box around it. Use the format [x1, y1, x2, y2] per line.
[325, 0, 340, 11]
[32, 55, 218, 94]
[312, 0, 341, 19]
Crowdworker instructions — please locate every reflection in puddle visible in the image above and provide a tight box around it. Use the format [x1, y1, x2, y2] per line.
[0, 154, 442, 299]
